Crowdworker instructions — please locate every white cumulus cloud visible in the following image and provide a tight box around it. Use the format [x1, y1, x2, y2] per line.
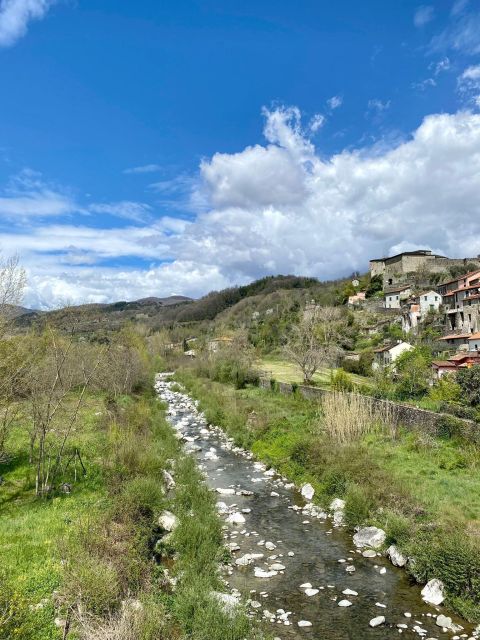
[0, 0, 56, 47]
[8, 106, 480, 308]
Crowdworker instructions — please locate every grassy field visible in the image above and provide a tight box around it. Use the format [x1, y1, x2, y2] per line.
[0, 396, 107, 640]
[257, 356, 373, 388]
[0, 389, 260, 640]
[177, 368, 480, 622]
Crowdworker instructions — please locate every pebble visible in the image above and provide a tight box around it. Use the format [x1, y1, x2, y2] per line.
[342, 589, 358, 596]
[298, 620, 312, 627]
[370, 616, 386, 628]
[304, 588, 319, 597]
[338, 600, 352, 607]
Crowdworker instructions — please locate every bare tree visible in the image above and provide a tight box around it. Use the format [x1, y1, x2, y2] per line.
[284, 305, 343, 384]
[27, 325, 107, 495]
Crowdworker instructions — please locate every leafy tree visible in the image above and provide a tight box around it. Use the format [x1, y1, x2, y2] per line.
[365, 274, 383, 298]
[394, 346, 432, 399]
[428, 375, 462, 404]
[456, 366, 480, 406]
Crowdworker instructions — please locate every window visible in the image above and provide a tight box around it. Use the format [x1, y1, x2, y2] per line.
[396, 295, 399, 300]
[424, 296, 427, 301]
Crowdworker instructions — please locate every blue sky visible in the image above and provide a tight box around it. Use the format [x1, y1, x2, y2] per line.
[0, 0, 480, 307]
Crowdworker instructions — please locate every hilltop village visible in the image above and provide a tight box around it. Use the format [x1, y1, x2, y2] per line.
[346, 249, 480, 380]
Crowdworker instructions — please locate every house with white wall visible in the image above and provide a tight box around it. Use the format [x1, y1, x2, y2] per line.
[372, 341, 413, 370]
[384, 286, 412, 309]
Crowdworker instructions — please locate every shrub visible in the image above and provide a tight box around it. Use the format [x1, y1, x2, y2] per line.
[115, 476, 165, 522]
[63, 554, 122, 616]
[330, 369, 354, 392]
[407, 530, 480, 620]
[343, 484, 372, 529]
[436, 415, 466, 440]
[456, 366, 480, 406]
[321, 468, 348, 497]
[383, 511, 412, 546]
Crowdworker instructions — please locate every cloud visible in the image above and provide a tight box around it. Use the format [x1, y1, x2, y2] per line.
[0, 170, 76, 218]
[88, 201, 152, 223]
[451, 0, 469, 16]
[411, 77, 437, 91]
[414, 5, 434, 27]
[430, 8, 480, 55]
[457, 64, 480, 104]
[433, 57, 451, 75]
[8, 106, 480, 309]
[123, 164, 162, 175]
[0, 0, 56, 47]
[309, 114, 325, 133]
[327, 95, 343, 110]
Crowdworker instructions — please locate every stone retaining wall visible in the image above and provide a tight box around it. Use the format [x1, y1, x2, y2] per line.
[258, 377, 479, 442]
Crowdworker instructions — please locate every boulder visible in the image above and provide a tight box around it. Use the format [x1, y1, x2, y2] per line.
[387, 545, 407, 567]
[226, 512, 246, 525]
[212, 591, 240, 615]
[353, 527, 386, 550]
[330, 498, 345, 512]
[158, 510, 178, 532]
[421, 579, 445, 606]
[163, 470, 175, 490]
[301, 483, 315, 501]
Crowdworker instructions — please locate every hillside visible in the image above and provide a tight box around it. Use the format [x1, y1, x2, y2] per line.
[14, 274, 353, 335]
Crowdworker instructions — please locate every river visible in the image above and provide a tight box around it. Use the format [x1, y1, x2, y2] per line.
[155, 374, 475, 640]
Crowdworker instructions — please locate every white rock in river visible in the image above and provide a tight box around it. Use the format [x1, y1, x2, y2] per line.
[387, 544, 407, 567]
[369, 616, 385, 627]
[330, 498, 345, 511]
[212, 591, 240, 615]
[304, 588, 319, 596]
[216, 487, 236, 495]
[435, 614, 462, 632]
[362, 549, 377, 558]
[158, 510, 178, 532]
[353, 527, 386, 549]
[226, 512, 246, 525]
[254, 567, 278, 578]
[421, 579, 445, 606]
[342, 589, 358, 596]
[301, 483, 315, 501]
[235, 554, 254, 566]
[265, 541, 276, 551]
[298, 620, 312, 627]
[300, 582, 312, 589]
[338, 600, 352, 607]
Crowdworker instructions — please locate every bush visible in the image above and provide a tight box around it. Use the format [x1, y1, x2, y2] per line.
[115, 476, 165, 522]
[343, 484, 372, 529]
[457, 366, 480, 406]
[330, 369, 354, 392]
[321, 468, 348, 496]
[408, 530, 480, 620]
[383, 511, 412, 546]
[436, 415, 466, 440]
[63, 554, 122, 616]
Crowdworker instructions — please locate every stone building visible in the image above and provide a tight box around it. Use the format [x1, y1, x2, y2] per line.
[370, 250, 480, 288]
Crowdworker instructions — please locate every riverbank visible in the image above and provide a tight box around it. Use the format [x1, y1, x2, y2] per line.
[176, 367, 480, 624]
[0, 387, 257, 640]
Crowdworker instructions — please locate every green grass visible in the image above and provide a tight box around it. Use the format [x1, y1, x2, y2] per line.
[0, 396, 107, 640]
[177, 368, 480, 622]
[258, 356, 373, 388]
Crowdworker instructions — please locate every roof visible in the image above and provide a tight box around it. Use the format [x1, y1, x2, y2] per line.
[448, 353, 478, 362]
[385, 285, 411, 294]
[438, 333, 471, 341]
[371, 250, 442, 262]
[438, 269, 480, 287]
[432, 360, 457, 368]
[374, 342, 410, 353]
[468, 332, 480, 340]
[417, 290, 441, 297]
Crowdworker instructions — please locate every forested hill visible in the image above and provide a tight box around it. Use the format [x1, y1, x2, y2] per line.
[14, 274, 353, 333]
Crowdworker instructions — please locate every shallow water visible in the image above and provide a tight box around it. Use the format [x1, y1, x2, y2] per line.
[156, 375, 474, 640]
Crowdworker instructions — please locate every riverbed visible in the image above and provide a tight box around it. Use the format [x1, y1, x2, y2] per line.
[155, 374, 475, 639]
